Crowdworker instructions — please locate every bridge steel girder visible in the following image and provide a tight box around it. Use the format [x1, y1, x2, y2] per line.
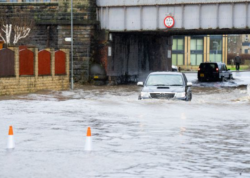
[97, 0, 250, 6]
[97, 1, 250, 33]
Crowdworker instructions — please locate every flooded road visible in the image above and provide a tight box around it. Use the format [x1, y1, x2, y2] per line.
[0, 72, 250, 178]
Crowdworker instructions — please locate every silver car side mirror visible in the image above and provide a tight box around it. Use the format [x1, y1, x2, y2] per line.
[187, 82, 192, 87]
[137, 81, 144, 86]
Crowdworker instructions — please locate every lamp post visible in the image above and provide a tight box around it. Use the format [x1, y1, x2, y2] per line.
[70, 0, 74, 90]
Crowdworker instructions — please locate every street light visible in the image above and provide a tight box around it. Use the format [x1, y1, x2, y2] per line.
[70, 0, 74, 90]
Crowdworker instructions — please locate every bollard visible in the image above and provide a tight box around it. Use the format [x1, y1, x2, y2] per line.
[7, 126, 15, 149]
[85, 127, 92, 151]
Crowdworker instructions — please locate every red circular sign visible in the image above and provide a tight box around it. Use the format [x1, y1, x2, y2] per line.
[164, 16, 175, 28]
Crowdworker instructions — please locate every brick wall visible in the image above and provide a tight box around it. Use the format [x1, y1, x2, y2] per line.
[57, 25, 93, 82]
[21, 25, 59, 51]
[0, 0, 97, 83]
[0, 47, 69, 95]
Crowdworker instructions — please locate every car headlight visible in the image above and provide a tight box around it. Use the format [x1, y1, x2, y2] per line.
[141, 92, 150, 98]
[175, 92, 186, 98]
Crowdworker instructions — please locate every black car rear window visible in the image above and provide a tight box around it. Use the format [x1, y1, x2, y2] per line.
[199, 63, 217, 70]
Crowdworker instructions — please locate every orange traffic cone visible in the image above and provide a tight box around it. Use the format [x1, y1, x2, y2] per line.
[85, 127, 92, 151]
[7, 126, 15, 149]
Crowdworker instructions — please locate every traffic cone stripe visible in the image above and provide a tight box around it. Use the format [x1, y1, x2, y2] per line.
[87, 127, 91, 137]
[8, 126, 13, 135]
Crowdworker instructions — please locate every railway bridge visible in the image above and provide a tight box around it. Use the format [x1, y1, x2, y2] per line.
[96, 0, 250, 82]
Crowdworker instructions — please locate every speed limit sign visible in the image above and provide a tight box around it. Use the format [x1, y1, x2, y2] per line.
[164, 16, 175, 28]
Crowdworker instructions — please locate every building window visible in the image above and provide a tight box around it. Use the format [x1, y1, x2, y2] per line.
[210, 38, 222, 51]
[210, 36, 222, 62]
[191, 38, 203, 50]
[172, 54, 184, 65]
[172, 37, 184, 65]
[191, 54, 203, 66]
[190, 38, 203, 65]
[245, 49, 248, 54]
[172, 38, 184, 50]
[209, 53, 222, 62]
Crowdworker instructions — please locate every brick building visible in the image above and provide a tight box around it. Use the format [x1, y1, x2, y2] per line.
[172, 35, 228, 70]
[241, 34, 250, 54]
[0, 0, 97, 82]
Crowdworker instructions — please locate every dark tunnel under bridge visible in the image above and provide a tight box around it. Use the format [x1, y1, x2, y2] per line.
[106, 33, 173, 83]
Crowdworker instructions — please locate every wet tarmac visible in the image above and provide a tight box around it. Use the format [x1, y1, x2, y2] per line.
[0, 71, 250, 178]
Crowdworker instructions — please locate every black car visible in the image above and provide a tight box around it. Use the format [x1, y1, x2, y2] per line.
[198, 62, 232, 82]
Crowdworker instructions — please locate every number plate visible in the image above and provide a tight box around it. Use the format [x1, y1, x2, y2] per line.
[200, 73, 204, 77]
[94, 76, 99, 79]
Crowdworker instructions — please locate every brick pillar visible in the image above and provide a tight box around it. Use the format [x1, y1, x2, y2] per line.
[56, 0, 95, 82]
[58, 25, 93, 82]
[61, 49, 70, 78]
[51, 48, 55, 78]
[34, 48, 38, 78]
[13, 47, 19, 80]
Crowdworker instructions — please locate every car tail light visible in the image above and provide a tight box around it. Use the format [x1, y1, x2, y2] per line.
[216, 68, 219, 72]
[198, 68, 200, 71]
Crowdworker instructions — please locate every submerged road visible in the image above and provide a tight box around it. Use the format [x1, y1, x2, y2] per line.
[0, 71, 250, 178]
[185, 71, 250, 87]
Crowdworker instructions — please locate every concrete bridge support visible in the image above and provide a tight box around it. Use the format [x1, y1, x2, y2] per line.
[106, 33, 172, 83]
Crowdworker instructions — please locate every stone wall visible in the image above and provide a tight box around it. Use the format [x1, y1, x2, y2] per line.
[105, 33, 172, 80]
[0, 47, 69, 95]
[57, 25, 94, 82]
[0, 0, 97, 83]
[0, 76, 69, 95]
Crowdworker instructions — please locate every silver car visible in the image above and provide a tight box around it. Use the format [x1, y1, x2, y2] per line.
[137, 72, 192, 101]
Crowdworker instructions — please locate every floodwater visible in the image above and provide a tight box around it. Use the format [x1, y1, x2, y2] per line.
[0, 72, 250, 178]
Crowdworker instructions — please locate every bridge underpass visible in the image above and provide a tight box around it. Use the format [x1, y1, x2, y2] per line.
[106, 33, 172, 83]
[96, 0, 250, 83]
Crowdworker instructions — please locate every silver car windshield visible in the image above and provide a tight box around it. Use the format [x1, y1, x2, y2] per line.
[146, 74, 184, 86]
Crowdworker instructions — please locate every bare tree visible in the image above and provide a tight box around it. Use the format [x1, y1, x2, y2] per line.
[0, 14, 11, 44]
[0, 24, 12, 44]
[0, 11, 34, 46]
